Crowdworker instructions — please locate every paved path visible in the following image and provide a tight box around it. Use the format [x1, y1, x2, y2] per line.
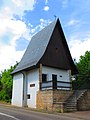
[63, 111, 90, 120]
[0, 104, 90, 120]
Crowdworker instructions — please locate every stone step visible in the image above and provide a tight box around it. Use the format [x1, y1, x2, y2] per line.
[66, 107, 77, 110]
[66, 101, 76, 104]
[66, 104, 77, 107]
[66, 100, 77, 103]
[66, 108, 77, 112]
[65, 90, 87, 112]
[66, 105, 77, 108]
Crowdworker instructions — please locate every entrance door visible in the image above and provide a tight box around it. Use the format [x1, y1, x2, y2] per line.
[52, 74, 57, 89]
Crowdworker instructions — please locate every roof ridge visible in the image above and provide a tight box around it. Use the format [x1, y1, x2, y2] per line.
[32, 18, 58, 39]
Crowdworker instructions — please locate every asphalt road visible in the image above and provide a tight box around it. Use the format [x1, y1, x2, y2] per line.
[0, 104, 89, 120]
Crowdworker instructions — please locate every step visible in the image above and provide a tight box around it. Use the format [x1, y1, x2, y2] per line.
[66, 108, 77, 112]
[65, 101, 77, 105]
[66, 107, 77, 110]
[66, 106, 77, 109]
[65, 90, 87, 112]
[66, 104, 77, 107]
[66, 100, 77, 103]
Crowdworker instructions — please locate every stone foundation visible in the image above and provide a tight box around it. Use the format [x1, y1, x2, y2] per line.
[36, 90, 73, 112]
[77, 90, 90, 111]
[36, 89, 90, 112]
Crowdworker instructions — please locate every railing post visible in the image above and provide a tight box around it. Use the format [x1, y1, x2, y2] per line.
[53, 79, 57, 90]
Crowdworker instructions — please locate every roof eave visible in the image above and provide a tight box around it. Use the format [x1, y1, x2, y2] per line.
[11, 65, 38, 75]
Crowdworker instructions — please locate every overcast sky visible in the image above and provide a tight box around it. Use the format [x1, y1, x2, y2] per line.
[0, 0, 90, 72]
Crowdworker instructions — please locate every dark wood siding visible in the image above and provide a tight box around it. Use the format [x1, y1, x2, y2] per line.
[38, 24, 71, 70]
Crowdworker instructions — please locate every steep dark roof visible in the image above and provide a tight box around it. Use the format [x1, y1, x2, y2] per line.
[12, 18, 78, 75]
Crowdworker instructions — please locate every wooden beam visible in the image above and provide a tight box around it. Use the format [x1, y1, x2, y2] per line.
[39, 64, 42, 90]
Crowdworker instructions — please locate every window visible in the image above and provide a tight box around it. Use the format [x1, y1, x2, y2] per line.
[30, 84, 35, 87]
[60, 75, 62, 77]
[42, 74, 47, 82]
[55, 48, 58, 53]
[27, 94, 30, 99]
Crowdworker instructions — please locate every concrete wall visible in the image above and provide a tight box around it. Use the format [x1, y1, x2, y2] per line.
[27, 69, 39, 108]
[36, 90, 73, 112]
[12, 73, 23, 107]
[77, 90, 90, 111]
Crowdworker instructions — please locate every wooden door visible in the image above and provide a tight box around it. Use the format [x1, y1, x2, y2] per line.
[52, 74, 57, 90]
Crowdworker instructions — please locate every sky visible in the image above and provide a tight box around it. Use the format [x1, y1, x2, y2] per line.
[0, 0, 90, 72]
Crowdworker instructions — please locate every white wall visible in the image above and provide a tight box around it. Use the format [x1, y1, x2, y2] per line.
[12, 66, 71, 108]
[42, 66, 71, 90]
[42, 66, 70, 82]
[12, 73, 23, 107]
[26, 69, 39, 108]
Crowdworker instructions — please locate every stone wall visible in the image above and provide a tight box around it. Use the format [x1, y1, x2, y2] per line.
[77, 90, 90, 111]
[36, 90, 73, 112]
[36, 90, 53, 111]
[36, 89, 90, 112]
[53, 90, 73, 102]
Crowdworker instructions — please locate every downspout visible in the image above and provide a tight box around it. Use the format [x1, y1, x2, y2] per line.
[39, 64, 42, 90]
[21, 71, 27, 107]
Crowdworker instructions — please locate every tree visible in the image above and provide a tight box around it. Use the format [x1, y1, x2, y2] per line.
[77, 51, 90, 80]
[72, 51, 90, 89]
[0, 63, 18, 102]
[0, 74, 2, 91]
